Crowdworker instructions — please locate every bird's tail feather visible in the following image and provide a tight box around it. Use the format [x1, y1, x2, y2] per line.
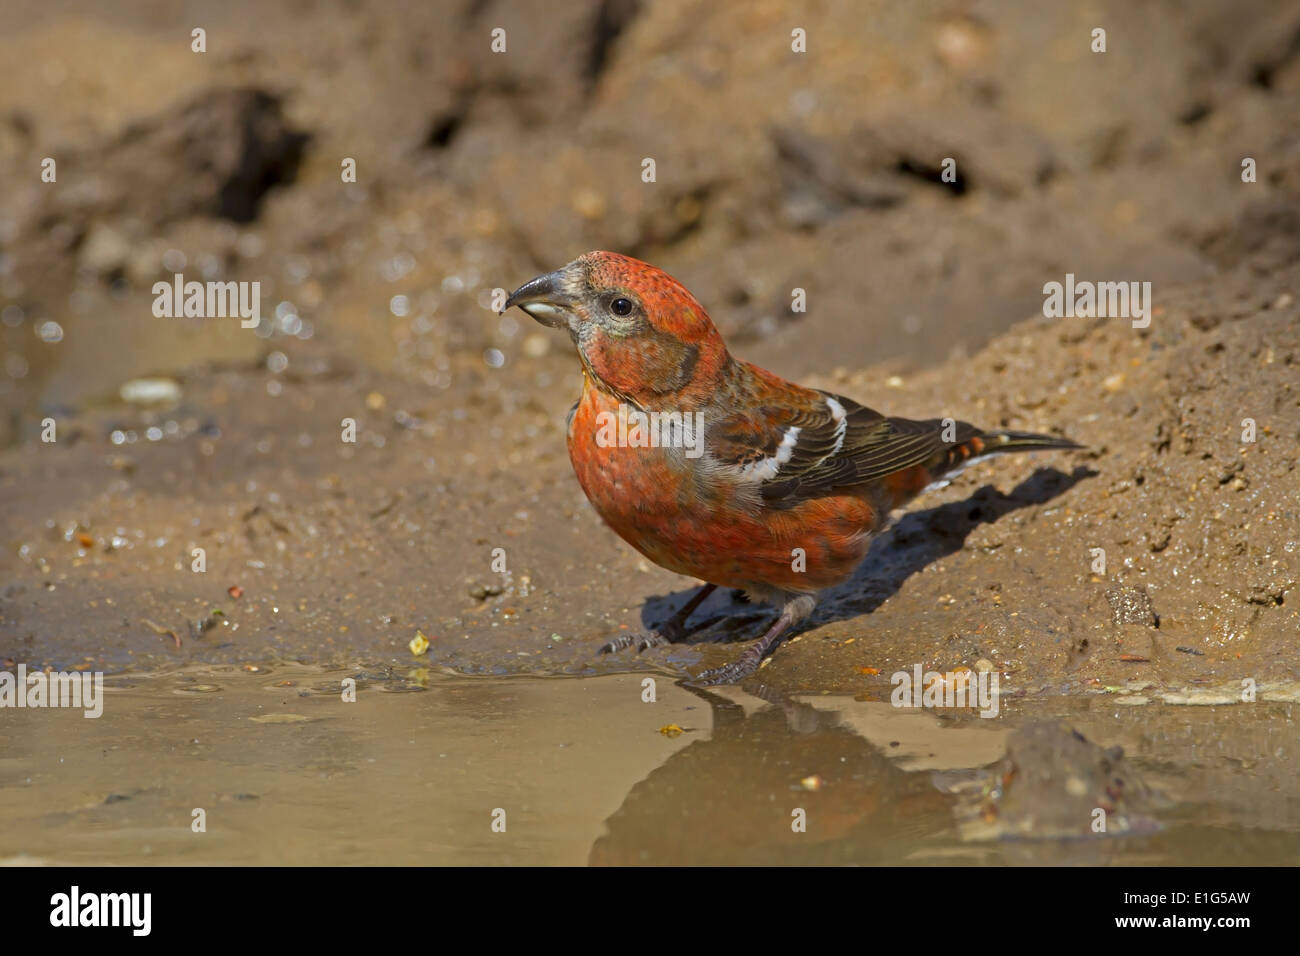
[977, 431, 1085, 455]
[928, 430, 1082, 485]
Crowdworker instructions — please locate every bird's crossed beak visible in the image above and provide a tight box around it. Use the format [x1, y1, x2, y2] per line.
[503, 270, 577, 329]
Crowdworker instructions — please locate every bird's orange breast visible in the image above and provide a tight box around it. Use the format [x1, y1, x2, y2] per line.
[566, 381, 882, 595]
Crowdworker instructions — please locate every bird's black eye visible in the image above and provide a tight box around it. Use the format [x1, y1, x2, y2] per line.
[610, 297, 633, 316]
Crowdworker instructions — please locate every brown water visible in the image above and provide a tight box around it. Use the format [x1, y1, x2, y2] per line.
[4, 664, 1297, 865]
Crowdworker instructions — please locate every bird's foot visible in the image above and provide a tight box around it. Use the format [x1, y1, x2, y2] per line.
[690, 595, 813, 685]
[597, 583, 719, 656]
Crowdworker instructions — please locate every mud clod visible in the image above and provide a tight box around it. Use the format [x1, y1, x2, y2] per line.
[1106, 587, 1159, 628]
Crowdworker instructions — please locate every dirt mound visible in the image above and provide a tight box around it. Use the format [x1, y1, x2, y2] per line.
[769, 203, 1300, 695]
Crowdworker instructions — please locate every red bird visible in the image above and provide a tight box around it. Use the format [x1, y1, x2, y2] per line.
[505, 251, 1081, 683]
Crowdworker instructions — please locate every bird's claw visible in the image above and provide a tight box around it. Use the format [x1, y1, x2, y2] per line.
[636, 632, 674, 651]
[693, 648, 764, 685]
[598, 633, 635, 655]
[598, 629, 676, 655]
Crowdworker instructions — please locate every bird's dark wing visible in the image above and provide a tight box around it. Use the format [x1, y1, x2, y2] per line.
[709, 390, 985, 505]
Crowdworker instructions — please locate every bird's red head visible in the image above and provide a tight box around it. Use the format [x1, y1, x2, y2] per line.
[504, 251, 730, 406]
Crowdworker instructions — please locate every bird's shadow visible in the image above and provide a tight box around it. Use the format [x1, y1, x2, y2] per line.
[638, 464, 1096, 643]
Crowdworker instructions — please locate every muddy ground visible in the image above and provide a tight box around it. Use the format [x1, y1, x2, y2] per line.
[0, 1, 1297, 863]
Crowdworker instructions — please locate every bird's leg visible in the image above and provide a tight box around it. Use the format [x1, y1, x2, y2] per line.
[599, 583, 718, 654]
[694, 594, 816, 685]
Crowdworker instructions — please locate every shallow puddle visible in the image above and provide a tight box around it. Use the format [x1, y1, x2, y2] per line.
[2, 664, 1297, 865]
